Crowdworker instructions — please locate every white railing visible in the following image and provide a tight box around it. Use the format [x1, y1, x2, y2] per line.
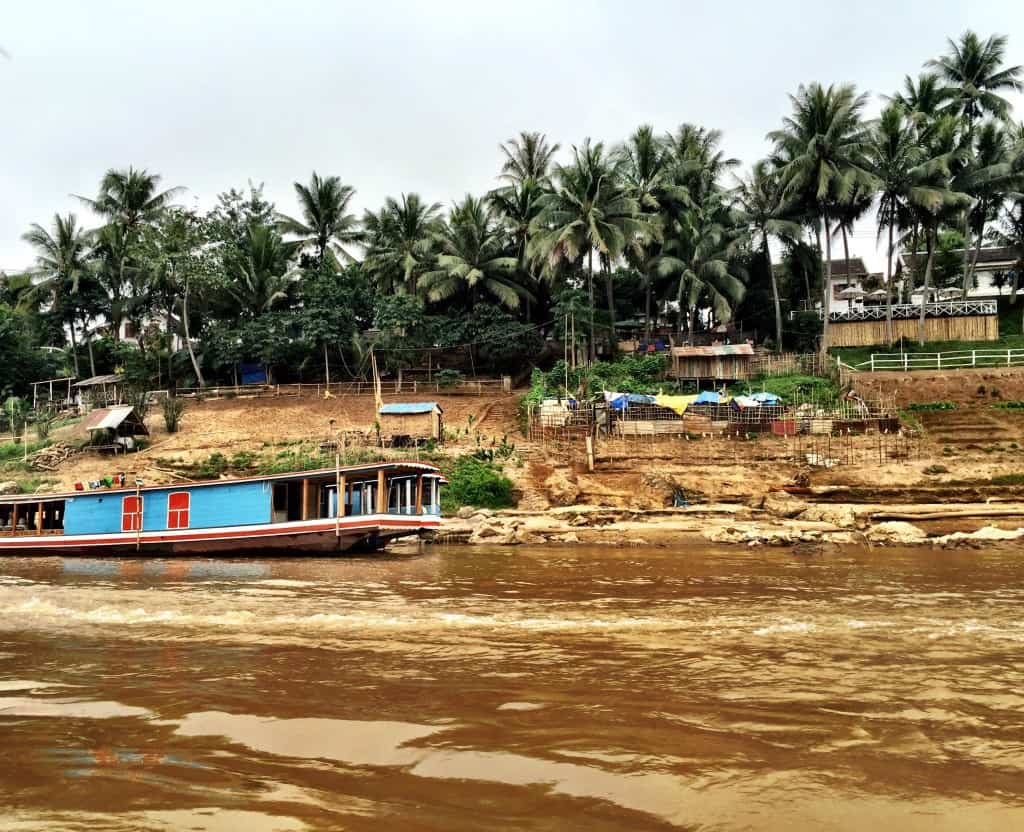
[857, 349, 1024, 372]
[823, 300, 997, 322]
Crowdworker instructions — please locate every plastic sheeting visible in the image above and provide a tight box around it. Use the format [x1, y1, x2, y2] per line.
[653, 394, 699, 416]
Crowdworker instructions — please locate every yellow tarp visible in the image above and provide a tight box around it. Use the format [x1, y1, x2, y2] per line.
[653, 394, 699, 416]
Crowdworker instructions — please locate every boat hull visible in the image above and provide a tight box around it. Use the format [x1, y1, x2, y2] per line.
[0, 516, 440, 557]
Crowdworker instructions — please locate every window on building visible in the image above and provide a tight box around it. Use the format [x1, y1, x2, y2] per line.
[167, 492, 190, 529]
[122, 496, 143, 532]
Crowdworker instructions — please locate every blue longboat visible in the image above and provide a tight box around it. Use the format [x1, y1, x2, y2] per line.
[0, 462, 444, 556]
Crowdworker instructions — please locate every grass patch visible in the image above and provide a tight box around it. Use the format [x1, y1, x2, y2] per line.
[832, 333, 1024, 369]
[991, 473, 1024, 485]
[994, 401, 1024, 410]
[903, 401, 957, 411]
[0, 439, 52, 462]
[729, 374, 840, 405]
[440, 455, 514, 513]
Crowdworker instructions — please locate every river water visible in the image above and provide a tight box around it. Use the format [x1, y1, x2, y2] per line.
[1, 544, 1023, 831]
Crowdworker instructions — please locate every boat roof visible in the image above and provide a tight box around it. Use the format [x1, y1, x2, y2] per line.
[379, 402, 442, 415]
[0, 461, 443, 504]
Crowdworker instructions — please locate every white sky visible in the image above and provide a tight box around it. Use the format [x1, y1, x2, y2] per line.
[2, 0, 1022, 273]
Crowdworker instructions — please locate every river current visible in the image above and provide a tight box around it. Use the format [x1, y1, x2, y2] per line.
[0, 544, 1022, 831]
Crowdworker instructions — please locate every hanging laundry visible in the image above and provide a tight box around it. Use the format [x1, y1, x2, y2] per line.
[653, 394, 699, 416]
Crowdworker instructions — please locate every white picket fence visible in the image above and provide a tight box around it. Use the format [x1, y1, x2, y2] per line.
[856, 349, 1024, 372]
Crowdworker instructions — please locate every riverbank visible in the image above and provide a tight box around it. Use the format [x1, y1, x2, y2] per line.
[438, 499, 1024, 549]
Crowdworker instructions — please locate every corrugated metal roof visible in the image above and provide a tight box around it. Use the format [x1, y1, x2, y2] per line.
[73, 374, 123, 387]
[379, 402, 442, 415]
[670, 344, 754, 358]
[82, 406, 136, 431]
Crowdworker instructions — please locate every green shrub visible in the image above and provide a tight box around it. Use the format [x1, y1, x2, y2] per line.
[994, 401, 1024, 410]
[196, 452, 229, 478]
[991, 473, 1024, 485]
[162, 397, 186, 433]
[434, 369, 464, 388]
[904, 401, 957, 412]
[441, 455, 514, 512]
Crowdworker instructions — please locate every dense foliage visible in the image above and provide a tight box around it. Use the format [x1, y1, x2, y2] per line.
[440, 456, 515, 512]
[2, 29, 1022, 400]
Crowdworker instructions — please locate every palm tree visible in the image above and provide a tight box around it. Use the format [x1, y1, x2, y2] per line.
[734, 161, 803, 351]
[927, 31, 1023, 126]
[277, 172, 360, 268]
[960, 122, 1018, 288]
[498, 131, 560, 185]
[867, 103, 957, 344]
[769, 82, 874, 357]
[615, 125, 669, 340]
[488, 178, 547, 321]
[227, 224, 300, 317]
[989, 198, 1024, 303]
[528, 139, 646, 359]
[903, 115, 971, 343]
[77, 167, 182, 340]
[361, 194, 442, 295]
[654, 188, 747, 343]
[21, 214, 93, 376]
[419, 195, 529, 311]
[889, 73, 954, 122]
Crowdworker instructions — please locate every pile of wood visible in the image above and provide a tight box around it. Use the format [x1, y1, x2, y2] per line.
[28, 442, 76, 471]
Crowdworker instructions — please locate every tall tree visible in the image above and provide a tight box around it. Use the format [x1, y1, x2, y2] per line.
[734, 161, 802, 351]
[498, 131, 560, 185]
[21, 214, 93, 376]
[419, 195, 529, 310]
[770, 83, 874, 357]
[77, 167, 182, 340]
[615, 125, 669, 340]
[927, 31, 1023, 126]
[529, 140, 646, 359]
[361, 194, 442, 295]
[277, 172, 360, 268]
[226, 224, 300, 318]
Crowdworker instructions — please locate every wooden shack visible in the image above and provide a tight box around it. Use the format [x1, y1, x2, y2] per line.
[73, 374, 126, 412]
[378, 402, 444, 445]
[670, 344, 754, 383]
[81, 406, 149, 453]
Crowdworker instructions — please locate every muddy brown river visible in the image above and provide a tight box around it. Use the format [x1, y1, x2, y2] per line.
[1, 544, 1022, 831]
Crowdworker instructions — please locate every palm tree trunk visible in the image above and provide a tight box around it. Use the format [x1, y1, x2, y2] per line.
[841, 223, 852, 289]
[765, 232, 782, 353]
[604, 263, 616, 352]
[644, 266, 653, 344]
[166, 306, 177, 394]
[967, 223, 985, 289]
[885, 221, 895, 347]
[68, 319, 81, 378]
[819, 210, 832, 358]
[919, 229, 935, 346]
[811, 221, 822, 307]
[182, 274, 206, 388]
[86, 329, 96, 377]
[961, 211, 972, 294]
[687, 305, 696, 346]
[587, 248, 596, 362]
[323, 341, 331, 386]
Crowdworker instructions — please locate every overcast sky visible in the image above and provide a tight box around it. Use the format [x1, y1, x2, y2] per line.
[2, 0, 1023, 272]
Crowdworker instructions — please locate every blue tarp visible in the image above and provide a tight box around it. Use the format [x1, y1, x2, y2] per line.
[379, 402, 441, 415]
[694, 391, 720, 404]
[605, 391, 656, 410]
[239, 363, 267, 385]
[750, 392, 781, 405]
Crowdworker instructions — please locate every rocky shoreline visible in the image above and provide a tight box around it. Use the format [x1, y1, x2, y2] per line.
[437, 498, 1024, 550]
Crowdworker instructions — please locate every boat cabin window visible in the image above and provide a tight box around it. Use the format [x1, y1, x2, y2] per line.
[122, 496, 143, 532]
[2, 500, 66, 534]
[167, 492, 191, 529]
[272, 482, 304, 523]
[387, 476, 417, 515]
